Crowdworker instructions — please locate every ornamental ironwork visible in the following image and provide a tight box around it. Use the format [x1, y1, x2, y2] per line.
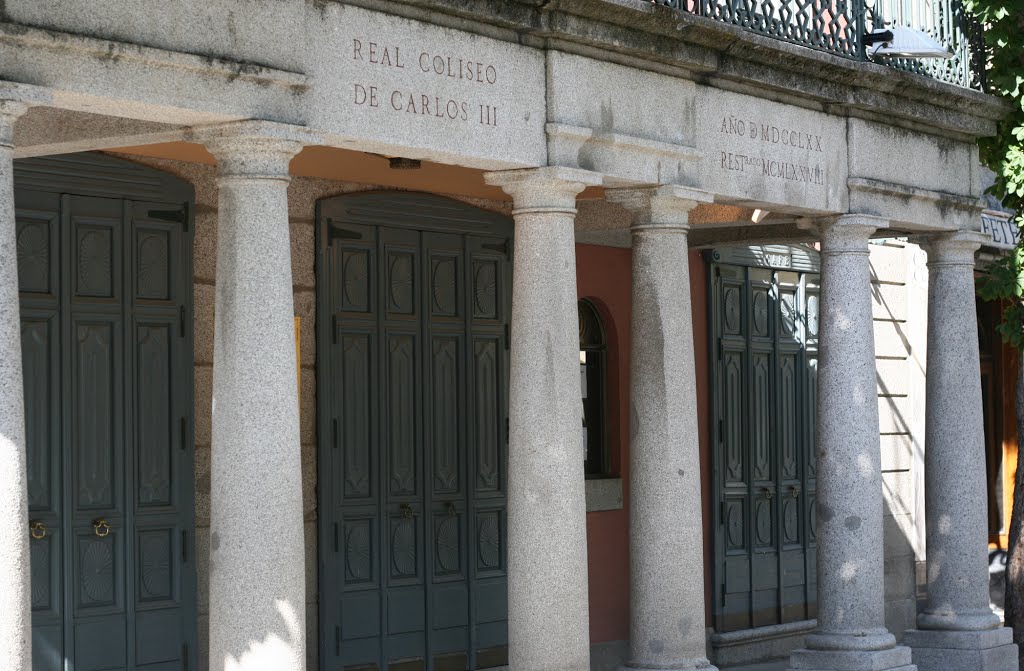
[653, 0, 986, 90]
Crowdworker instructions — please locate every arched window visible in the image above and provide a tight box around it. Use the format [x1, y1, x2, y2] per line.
[579, 299, 608, 477]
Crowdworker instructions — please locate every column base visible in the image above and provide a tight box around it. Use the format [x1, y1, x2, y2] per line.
[788, 645, 915, 671]
[904, 627, 1018, 671]
[621, 663, 719, 671]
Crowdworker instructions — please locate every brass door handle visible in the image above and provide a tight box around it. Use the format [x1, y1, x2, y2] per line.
[446, 502, 457, 518]
[400, 504, 415, 519]
[29, 520, 46, 540]
[789, 485, 801, 499]
[92, 518, 111, 537]
[760, 487, 774, 501]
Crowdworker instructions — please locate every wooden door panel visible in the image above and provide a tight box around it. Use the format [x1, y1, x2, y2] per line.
[23, 309, 63, 659]
[134, 321, 174, 509]
[75, 616, 127, 671]
[337, 330, 376, 505]
[24, 315, 60, 513]
[17, 191, 64, 659]
[713, 261, 818, 632]
[321, 198, 512, 670]
[429, 335, 463, 497]
[471, 337, 503, 497]
[383, 226, 430, 665]
[129, 203, 192, 671]
[72, 318, 122, 512]
[385, 332, 420, 500]
[18, 175, 195, 671]
[466, 234, 509, 662]
[16, 208, 59, 295]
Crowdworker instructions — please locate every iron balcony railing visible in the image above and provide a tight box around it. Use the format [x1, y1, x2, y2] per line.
[654, 0, 987, 90]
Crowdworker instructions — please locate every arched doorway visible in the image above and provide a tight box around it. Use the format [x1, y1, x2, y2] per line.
[707, 244, 820, 634]
[316, 192, 513, 671]
[16, 152, 197, 671]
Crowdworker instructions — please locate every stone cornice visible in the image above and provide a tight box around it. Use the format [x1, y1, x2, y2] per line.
[355, 0, 1008, 139]
[0, 21, 310, 92]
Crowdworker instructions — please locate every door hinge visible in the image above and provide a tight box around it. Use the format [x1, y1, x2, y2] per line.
[181, 530, 188, 563]
[148, 207, 187, 225]
[179, 306, 186, 338]
[717, 418, 723, 441]
[335, 625, 341, 656]
[504, 323, 510, 350]
[505, 417, 510, 444]
[333, 522, 339, 553]
[482, 240, 510, 257]
[181, 643, 189, 671]
[329, 227, 362, 242]
[332, 419, 338, 449]
[331, 315, 338, 345]
[180, 417, 188, 451]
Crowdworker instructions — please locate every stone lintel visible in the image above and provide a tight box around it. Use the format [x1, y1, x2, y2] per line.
[192, 120, 322, 178]
[483, 166, 602, 213]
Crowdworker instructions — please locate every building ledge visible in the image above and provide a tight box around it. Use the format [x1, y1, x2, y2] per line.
[363, 0, 1008, 139]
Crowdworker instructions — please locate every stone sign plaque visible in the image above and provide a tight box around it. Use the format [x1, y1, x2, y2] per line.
[981, 211, 1019, 250]
[305, 4, 547, 169]
[695, 88, 848, 212]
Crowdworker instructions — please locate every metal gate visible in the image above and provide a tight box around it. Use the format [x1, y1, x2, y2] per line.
[317, 193, 512, 671]
[708, 245, 819, 633]
[16, 153, 197, 671]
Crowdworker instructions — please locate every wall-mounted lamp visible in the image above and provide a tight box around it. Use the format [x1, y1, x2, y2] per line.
[864, 27, 953, 59]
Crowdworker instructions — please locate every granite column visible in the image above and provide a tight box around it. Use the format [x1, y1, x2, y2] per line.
[484, 166, 602, 671]
[903, 230, 1018, 671]
[789, 215, 914, 671]
[0, 94, 35, 671]
[608, 186, 717, 671]
[200, 122, 315, 671]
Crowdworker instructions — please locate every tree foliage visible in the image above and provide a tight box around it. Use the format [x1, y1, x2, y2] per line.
[970, 1, 1024, 649]
[972, 0, 1024, 341]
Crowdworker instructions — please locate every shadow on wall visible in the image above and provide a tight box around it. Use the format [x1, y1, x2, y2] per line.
[870, 243, 923, 640]
[213, 598, 306, 670]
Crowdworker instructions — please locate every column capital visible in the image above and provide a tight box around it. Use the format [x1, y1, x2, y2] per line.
[606, 185, 713, 233]
[483, 166, 602, 214]
[193, 120, 320, 180]
[912, 229, 989, 267]
[0, 81, 51, 147]
[799, 213, 888, 254]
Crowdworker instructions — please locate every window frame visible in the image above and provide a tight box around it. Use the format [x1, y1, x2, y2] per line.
[579, 298, 611, 478]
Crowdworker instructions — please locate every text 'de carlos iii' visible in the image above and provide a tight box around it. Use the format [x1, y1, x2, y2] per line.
[350, 39, 500, 128]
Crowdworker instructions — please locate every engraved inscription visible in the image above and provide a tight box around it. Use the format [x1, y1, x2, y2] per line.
[351, 39, 500, 128]
[717, 114, 827, 187]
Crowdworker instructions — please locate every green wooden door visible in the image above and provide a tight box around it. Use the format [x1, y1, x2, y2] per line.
[317, 193, 512, 671]
[16, 154, 197, 671]
[708, 246, 819, 633]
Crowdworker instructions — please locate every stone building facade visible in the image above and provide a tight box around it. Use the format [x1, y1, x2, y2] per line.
[0, 1, 1016, 671]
